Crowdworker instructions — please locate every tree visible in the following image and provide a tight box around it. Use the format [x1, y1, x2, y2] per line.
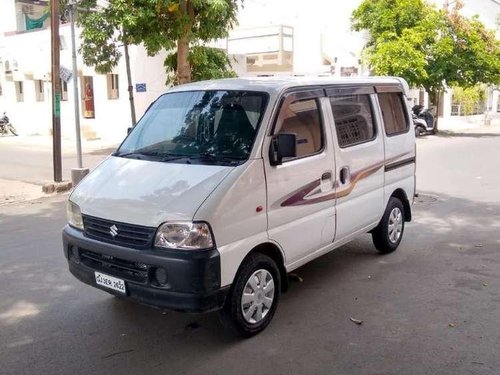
[352, 0, 500, 123]
[77, 0, 241, 84]
[164, 45, 237, 85]
[452, 84, 487, 116]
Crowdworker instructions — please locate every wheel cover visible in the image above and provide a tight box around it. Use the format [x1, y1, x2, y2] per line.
[241, 269, 275, 324]
[388, 207, 403, 243]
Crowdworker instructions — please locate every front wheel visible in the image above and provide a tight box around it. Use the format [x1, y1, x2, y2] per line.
[372, 197, 405, 254]
[7, 124, 18, 136]
[219, 253, 281, 338]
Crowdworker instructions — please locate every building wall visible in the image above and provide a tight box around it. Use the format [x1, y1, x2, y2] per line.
[0, 21, 168, 142]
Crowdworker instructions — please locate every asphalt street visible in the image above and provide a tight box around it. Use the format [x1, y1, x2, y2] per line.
[0, 132, 499, 374]
[0, 135, 117, 185]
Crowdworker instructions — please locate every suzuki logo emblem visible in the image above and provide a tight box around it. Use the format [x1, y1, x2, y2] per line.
[109, 225, 119, 238]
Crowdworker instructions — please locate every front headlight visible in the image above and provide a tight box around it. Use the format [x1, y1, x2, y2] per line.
[66, 200, 84, 230]
[154, 222, 214, 250]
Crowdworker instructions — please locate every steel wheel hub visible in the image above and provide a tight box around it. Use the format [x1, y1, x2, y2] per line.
[241, 269, 275, 324]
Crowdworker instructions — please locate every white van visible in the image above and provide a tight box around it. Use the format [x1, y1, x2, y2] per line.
[64, 77, 415, 337]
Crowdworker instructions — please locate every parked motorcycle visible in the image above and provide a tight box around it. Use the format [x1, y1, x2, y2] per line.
[0, 112, 18, 136]
[412, 105, 435, 137]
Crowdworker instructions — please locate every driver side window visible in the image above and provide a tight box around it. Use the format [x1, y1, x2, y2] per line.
[275, 97, 323, 159]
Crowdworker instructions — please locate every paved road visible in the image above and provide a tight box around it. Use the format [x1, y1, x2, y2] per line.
[0, 135, 118, 184]
[1, 132, 499, 375]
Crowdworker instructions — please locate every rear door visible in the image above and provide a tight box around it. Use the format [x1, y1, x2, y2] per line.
[264, 90, 336, 265]
[375, 85, 416, 203]
[326, 86, 385, 241]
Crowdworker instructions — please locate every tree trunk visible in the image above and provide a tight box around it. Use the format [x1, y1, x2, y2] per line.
[176, 0, 194, 85]
[434, 91, 440, 132]
[427, 88, 440, 132]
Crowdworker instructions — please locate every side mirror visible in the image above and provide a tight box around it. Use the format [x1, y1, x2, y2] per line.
[270, 133, 296, 166]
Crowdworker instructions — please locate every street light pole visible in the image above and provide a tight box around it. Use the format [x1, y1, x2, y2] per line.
[69, 0, 83, 168]
[68, 0, 90, 186]
[50, 0, 62, 182]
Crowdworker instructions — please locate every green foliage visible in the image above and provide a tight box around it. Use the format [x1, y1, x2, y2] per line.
[164, 46, 237, 85]
[77, 0, 241, 81]
[351, 0, 500, 96]
[452, 85, 486, 115]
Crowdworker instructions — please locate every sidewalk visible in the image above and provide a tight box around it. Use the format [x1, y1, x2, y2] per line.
[438, 113, 500, 132]
[0, 179, 50, 207]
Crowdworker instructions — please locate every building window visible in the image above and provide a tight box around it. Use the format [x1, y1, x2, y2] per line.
[330, 94, 376, 148]
[81, 76, 95, 118]
[107, 74, 119, 100]
[61, 79, 68, 101]
[378, 92, 410, 136]
[15, 81, 24, 102]
[275, 97, 323, 159]
[35, 80, 44, 101]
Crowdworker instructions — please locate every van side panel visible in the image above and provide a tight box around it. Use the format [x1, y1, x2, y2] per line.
[193, 160, 270, 287]
[328, 93, 385, 242]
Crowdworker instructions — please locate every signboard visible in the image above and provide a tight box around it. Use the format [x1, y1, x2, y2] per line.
[60, 66, 72, 83]
[136, 83, 147, 93]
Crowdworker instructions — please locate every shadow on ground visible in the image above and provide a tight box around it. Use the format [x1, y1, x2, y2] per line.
[0, 192, 499, 374]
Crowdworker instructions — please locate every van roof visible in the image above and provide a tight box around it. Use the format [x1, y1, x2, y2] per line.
[166, 76, 410, 96]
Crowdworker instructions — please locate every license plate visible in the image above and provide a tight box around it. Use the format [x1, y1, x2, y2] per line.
[95, 272, 126, 294]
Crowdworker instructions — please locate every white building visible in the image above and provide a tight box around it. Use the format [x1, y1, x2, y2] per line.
[0, 0, 168, 140]
[0, 0, 498, 140]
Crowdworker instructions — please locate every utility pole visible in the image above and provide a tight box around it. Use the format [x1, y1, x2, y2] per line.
[50, 0, 62, 182]
[123, 41, 137, 127]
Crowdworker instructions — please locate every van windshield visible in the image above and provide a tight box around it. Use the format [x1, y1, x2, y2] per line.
[116, 90, 268, 165]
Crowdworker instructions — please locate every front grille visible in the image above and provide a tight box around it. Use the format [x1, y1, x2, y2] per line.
[82, 215, 156, 249]
[79, 249, 149, 283]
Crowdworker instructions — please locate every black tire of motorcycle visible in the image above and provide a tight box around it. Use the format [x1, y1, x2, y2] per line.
[8, 124, 18, 136]
[415, 126, 424, 137]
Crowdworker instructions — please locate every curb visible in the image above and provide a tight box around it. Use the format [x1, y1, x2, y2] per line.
[42, 181, 73, 194]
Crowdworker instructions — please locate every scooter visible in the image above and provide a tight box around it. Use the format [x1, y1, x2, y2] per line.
[0, 112, 18, 136]
[413, 105, 435, 137]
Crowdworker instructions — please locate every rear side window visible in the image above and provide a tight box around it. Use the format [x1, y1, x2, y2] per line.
[329, 94, 376, 148]
[378, 92, 409, 135]
[275, 98, 323, 159]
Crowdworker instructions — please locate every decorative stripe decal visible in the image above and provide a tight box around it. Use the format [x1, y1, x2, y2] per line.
[277, 152, 411, 207]
[384, 156, 415, 172]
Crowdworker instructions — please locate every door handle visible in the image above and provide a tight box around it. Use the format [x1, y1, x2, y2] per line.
[321, 171, 332, 180]
[339, 166, 350, 185]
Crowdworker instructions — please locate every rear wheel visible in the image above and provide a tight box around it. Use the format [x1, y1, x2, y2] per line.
[219, 253, 280, 338]
[414, 126, 425, 137]
[7, 124, 18, 136]
[372, 197, 405, 254]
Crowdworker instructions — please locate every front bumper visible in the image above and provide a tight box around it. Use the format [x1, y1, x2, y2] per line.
[63, 225, 229, 313]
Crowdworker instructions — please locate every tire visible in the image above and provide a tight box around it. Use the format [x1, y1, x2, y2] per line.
[219, 253, 281, 338]
[372, 197, 405, 254]
[414, 126, 424, 137]
[7, 124, 18, 136]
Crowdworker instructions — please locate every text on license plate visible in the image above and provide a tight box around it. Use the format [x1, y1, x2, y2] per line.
[95, 272, 126, 294]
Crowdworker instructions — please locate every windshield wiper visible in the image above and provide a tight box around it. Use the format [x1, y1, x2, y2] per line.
[197, 153, 246, 164]
[115, 150, 193, 163]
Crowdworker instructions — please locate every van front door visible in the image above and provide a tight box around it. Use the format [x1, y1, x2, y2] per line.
[264, 91, 336, 266]
[327, 87, 385, 241]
